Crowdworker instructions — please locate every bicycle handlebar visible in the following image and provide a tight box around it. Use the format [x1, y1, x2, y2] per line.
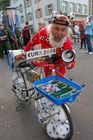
[17, 61, 35, 69]
[32, 60, 55, 68]
[17, 61, 29, 68]
[17, 60, 55, 69]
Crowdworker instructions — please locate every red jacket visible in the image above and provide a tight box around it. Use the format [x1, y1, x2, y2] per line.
[24, 27, 75, 77]
[22, 25, 30, 39]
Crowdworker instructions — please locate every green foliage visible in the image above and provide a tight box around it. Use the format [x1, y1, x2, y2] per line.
[0, 0, 10, 10]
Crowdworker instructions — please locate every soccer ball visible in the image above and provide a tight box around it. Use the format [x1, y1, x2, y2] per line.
[52, 111, 67, 122]
[46, 120, 58, 139]
[46, 119, 70, 139]
[67, 12, 75, 20]
[55, 122, 70, 139]
[51, 11, 58, 18]
[38, 112, 51, 124]
[39, 97, 53, 107]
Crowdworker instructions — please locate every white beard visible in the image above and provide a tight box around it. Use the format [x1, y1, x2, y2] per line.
[49, 33, 67, 48]
[47, 24, 67, 48]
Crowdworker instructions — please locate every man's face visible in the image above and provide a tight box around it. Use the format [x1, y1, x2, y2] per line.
[51, 24, 68, 42]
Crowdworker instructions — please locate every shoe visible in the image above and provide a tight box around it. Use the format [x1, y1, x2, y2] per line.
[85, 50, 88, 53]
[88, 52, 93, 54]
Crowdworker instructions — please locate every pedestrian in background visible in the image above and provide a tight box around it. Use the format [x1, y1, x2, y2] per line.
[22, 21, 31, 46]
[79, 20, 86, 49]
[74, 23, 80, 42]
[15, 25, 23, 49]
[85, 15, 93, 54]
[7, 26, 18, 50]
[0, 23, 9, 59]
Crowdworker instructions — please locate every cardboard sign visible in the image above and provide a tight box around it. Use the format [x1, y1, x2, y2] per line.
[26, 48, 56, 60]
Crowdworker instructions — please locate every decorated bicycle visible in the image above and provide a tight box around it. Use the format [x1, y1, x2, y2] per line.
[7, 46, 84, 140]
[7, 12, 84, 140]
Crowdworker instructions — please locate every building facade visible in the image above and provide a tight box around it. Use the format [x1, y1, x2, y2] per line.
[10, 0, 89, 33]
[89, 0, 93, 14]
[58, 0, 88, 19]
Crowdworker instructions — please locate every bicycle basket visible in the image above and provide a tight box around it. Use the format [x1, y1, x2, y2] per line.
[34, 76, 83, 105]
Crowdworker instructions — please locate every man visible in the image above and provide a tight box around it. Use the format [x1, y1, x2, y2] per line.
[0, 24, 8, 59]
[17, 14, 75, 77]
[79, 20, 86, 49]
[22, 21, 31, 46]
[15, 25, 23, 49]
[85, 15, 93, 54]
[7, 25, 18, 50]
[74, 23, 80, 42]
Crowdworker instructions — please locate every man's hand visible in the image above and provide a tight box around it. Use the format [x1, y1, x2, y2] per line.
[63, 61, 75, 69]
[16, 53, 26, 61]
[63, 61, 70, 66]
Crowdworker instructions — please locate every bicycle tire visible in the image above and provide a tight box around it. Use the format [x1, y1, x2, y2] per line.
[46, 104, 73, 140]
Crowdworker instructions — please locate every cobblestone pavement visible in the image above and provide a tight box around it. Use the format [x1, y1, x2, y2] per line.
[0, 42, 93, 140]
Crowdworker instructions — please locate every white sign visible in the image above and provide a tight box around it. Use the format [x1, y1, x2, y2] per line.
[26, 48, 56, 60]
[9, 49, 24, 56]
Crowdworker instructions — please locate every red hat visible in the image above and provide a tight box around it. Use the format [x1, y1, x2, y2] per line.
[52, 15, 69, 26]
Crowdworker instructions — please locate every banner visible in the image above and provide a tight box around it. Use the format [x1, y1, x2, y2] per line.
[5, 7, 20, 33]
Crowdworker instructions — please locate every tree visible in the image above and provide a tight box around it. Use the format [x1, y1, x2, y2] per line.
[0, 0, 10, 10]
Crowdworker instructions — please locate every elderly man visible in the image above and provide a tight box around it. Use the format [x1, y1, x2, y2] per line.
[17, 14, 75, 77]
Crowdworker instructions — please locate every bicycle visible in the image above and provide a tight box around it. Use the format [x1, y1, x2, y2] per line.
[7, 49, 84, 140]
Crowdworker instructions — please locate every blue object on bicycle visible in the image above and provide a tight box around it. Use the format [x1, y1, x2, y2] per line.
[34, 76, 83, 106]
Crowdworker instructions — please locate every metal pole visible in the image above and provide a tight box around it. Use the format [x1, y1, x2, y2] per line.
[23, 0, 27, 21]
[31, 0, 35, 34]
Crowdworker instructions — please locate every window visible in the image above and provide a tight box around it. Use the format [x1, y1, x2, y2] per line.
[79, 5, 84, 14]
[34, 0, 41, 3]
[18, 4, 23, 13]
[83, 5, 87, 14]
[62, 1, 68, 13]
[20, 15, 25, 23]
[26, 0, 31, 8]
[70, 3, 74, 13]
[76, 4, 81, 13]
[45, 4, 53, 16]
[35, 8, 42, 18]
[27, 12, 33, 21]
[73, 3, 76, 13]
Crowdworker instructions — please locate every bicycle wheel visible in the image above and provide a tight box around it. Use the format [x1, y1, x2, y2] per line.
[12, 69, 34, 102]
[46, 104, 73, 140]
